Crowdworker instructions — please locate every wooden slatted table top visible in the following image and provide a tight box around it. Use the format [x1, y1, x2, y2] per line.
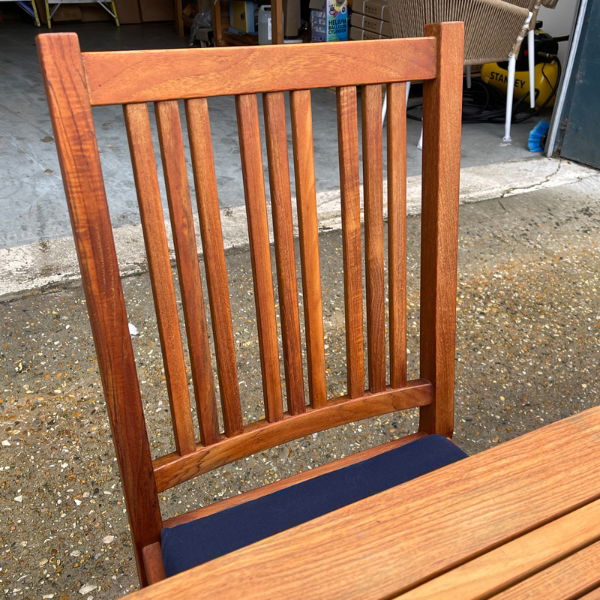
[122, 405, 600, 600]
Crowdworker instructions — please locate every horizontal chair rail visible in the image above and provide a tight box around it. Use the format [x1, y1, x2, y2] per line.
[83, 38, 437, 105]
[153, 380, 433, 491]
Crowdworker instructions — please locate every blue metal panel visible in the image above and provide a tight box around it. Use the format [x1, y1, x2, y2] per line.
[560, 0, 600, 168]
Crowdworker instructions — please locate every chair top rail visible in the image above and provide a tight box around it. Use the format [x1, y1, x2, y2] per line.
[78, 37, 437, 106]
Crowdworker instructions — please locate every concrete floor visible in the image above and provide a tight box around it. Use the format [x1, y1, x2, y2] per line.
[0, 21, 538, 250]
[1, 176, 599, 599]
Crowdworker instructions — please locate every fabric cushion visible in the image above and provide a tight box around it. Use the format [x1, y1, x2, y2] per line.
[161, 434, 467, 576]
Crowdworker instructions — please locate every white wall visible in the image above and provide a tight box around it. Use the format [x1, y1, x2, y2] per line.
[538, 1, 579, 64]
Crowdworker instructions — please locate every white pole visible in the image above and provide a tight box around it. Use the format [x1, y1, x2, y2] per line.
[528, 28, 536, 109]
[503, 55, 517, 143]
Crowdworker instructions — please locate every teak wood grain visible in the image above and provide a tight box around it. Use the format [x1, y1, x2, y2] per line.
[362, 83, 386, 393]
[123, 102, 202, 452]
[37, 34, 163, 585]
[263, 91, 306, 415]
[290, 89, 327, 408]
[387, 82, 408, 388]
[489, 540, 600, 600]
[38, 24, 465, 588]
[337, 86, 365, 398]
[236, 93, 283, 422]
[121, 406, 600, 599]
[396, 500, 600, 599]
[419, 22, 464, 437]
[153, 381, 433, 491]
[578, 589, 600, 600]
[185, 97, 243, 437]
[82, 38, 437, 105]
[155, 99, 217, 453]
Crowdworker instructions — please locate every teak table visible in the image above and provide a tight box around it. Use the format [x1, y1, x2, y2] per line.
[122, 405, 600, 599]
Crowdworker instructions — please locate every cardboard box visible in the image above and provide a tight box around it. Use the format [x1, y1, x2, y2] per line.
[283, 0, 301, 37]
[351, 0, 389, 22]
[116, 0, 142, 24]
[309, 0, 348, 42]
[350, 12, 390, 36]
[81, 5, 112, 21]
[51, 5, 82, 22]
[349, 25, 388, 40]
[139, 0, 174, 22]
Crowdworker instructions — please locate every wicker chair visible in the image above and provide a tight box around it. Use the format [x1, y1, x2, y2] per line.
[504, 0, 561, 113]
[389, 0, 531, 143]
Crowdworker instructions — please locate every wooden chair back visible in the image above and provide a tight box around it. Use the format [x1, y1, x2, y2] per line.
[37, 23, 463, 584]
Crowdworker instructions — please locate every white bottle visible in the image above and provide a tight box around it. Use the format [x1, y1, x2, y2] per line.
[258, 5, 273, 45]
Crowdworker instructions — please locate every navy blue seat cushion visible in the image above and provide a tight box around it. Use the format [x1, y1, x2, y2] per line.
[161, 434, 467, 576]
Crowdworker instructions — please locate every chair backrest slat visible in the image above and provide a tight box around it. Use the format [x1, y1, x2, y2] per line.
[361, 84, 386, 393]
[336, 86, 365, 399]
[155, 99, 216, 453]
[185, 98, 244, 438]
[236, 93, 284, 423]
[124, 102, 203, 453]
[263, 91, 306, 416]
[386, 82, 408, 388]
[290, 90, 328, 409]
[419, 22, 464, 436]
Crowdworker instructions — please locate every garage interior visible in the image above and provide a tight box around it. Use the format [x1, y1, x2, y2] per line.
[0, 1, 578, 251]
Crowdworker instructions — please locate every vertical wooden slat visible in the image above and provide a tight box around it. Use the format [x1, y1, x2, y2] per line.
[185, 98, 243, 437]
[336, 86, 365, 399]
[272, 0, 284, 44]
[236, 93, 284, 423]
[419, 22, 464, 437]
[361, 84, 386, 393]
[290, 89, 327, 409]
[212, 0, 223, 46]
[124, 103, 210, 451]
[387, 82, 408, 388]
[263, 92, 306, 415]
[154, 100, 219, 447]
[36, 33, 162, 585]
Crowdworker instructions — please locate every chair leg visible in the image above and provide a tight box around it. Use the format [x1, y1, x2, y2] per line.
[44, 0, 51, 28]
[503, 55, 516, 143]
[29, 0, 41, 26]
[111, 0, 120, 26]
[465, 65, 472, 89]
[382, 88, 387, 124]
[527, 28, 535, 109]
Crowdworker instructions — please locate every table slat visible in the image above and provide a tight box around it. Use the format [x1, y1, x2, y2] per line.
[489, 540, 600, 600]
[395, 500, 600, 599]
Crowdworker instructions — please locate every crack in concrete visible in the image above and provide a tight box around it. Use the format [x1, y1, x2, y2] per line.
[500, 159, 564, 199]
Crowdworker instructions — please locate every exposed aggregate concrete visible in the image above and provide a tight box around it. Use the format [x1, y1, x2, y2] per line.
[1, 180, 599, 599]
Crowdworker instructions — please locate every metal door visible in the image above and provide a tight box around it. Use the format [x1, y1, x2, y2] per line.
[559, 0, 600, 168]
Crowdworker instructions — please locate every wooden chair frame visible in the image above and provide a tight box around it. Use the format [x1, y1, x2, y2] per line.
[37, 24, 463, 587]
